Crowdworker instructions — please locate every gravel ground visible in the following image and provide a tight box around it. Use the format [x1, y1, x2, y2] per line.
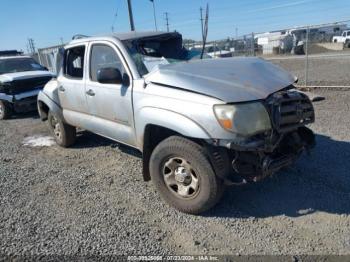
[0, 89, 350, 256]
[269, 54, 350, 87]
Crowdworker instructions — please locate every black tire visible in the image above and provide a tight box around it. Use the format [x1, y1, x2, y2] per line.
[0, 100, 12, 120]
[149, 136, 224, 214]
[47, 111, 76, 147]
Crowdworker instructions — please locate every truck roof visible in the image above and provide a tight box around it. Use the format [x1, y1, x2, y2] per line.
[69, 31, 178, 45]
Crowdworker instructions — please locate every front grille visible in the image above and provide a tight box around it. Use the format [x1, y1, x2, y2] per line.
[3, 76, 52, 95]
[267, 90, 315, 133]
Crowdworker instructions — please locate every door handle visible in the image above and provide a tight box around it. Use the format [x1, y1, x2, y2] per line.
[58, 86, 65, 92]
[86, 89, 95, 96]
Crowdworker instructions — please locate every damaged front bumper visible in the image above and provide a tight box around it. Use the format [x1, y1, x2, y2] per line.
[208, 90, 316, 185]
[231, 126, 315, 182]
[0, 89, 42, 113]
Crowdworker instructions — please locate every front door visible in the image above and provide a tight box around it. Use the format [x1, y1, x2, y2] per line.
[85, 41, 135, 147]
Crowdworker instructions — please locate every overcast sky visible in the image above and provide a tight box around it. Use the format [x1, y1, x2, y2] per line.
[1, 0, 349, 52]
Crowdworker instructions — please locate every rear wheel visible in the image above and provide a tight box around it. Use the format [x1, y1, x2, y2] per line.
[0, 100, 12, 120]
[149, 136, 224, 214]
[48, 111, 76, 147]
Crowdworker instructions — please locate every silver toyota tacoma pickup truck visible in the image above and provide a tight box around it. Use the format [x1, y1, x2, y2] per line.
[37, 31, 316, 214]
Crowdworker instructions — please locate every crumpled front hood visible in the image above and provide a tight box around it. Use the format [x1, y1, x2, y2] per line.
[144, 57, 296, 102]
[0, 70, 54, 83]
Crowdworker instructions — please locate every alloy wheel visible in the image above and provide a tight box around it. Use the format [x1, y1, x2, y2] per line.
[162, 157, 200, 199]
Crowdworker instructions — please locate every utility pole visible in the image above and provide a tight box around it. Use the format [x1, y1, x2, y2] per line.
[164, 12, 169, 32]
[26, 43, 30, 54]
[235, 27, 238, 39]
[150, 0, 158, 31]
[200, 4, 209, 59]
[27, 38, 36, 54]
[200, 7, 204, 42]
[305, 26, 310, 87]
[126, 0, 135, 31]
[111, 11, 118, 32]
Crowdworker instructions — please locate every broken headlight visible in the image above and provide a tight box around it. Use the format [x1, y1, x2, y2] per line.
[214, 102, 271, 136]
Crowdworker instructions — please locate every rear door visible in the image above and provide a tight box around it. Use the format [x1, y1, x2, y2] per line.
[85, 41, 136, 147]
[57, 44, 90, 126]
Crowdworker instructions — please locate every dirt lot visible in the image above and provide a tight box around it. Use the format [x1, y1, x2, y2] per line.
[0, 89, 350, 256]
[268, 53, 350, 87]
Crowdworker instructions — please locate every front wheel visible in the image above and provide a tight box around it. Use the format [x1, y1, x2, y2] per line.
[149, 136, 224, 214]
[0, 100, 12, 120]
[48, 111, 76, 147]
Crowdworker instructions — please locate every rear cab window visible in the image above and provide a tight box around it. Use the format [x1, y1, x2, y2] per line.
[64, 45, 85, 79]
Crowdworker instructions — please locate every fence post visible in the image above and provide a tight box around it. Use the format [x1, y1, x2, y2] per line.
[251, 32, 255, 56]
[304, 26, 310, 87]
[37, 49, 42, 65]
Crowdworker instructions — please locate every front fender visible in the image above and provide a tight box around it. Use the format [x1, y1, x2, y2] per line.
[135, 107, 211, 148]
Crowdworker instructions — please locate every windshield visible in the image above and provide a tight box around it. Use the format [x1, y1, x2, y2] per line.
[0, 58, 46, 75]
[123, 34, 209, 76]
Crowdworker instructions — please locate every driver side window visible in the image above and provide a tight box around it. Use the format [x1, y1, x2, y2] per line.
[90, 44, 125, 82]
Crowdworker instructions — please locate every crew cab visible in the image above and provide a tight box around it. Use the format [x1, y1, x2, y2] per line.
[0, 54, 54, 119]
[37, 31, 316, 214]
[332, 30, 350, 47]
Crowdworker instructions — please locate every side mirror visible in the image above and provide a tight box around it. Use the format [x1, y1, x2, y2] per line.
[97, 67, 123, 84]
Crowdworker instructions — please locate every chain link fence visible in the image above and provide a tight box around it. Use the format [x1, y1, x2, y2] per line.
[37, 44, 64, 74]
[37, 20, 350, 87]
[201, 20, 350, 87]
